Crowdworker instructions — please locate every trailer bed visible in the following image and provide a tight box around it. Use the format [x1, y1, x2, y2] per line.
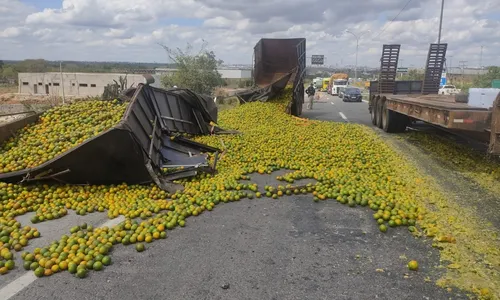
[380, 94, 488, 111]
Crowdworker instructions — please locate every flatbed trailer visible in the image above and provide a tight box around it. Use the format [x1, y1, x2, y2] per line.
[369, 44, 500, 155]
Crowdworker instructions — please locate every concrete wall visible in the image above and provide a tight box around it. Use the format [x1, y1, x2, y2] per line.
[218, 69, 252, 79]
[155, 68, 252, 79]
[18, 73, 148, 97]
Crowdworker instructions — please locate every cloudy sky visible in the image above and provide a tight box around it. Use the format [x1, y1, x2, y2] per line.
[1, 0, 499, 67]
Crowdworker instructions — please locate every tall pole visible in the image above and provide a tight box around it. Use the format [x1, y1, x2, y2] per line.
[346, 30, 370, 82]
[355, 38, 359, 81]
[479, 45, 483, 70]
[437, 0, 445, 44]
[399, 59, 404, 78]
[59, 61, 65, 105]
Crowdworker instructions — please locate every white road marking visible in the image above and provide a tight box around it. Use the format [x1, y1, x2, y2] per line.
[1, 273, 37, 300]
[1, 216, 126, 300]
[330, 102, 335, 105]
[339, 112, 348, 121]
[362, 100, 368, 103]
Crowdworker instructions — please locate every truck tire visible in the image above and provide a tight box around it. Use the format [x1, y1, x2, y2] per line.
[382, 101, 409, 133]
[376, 98, 384, 128]
[291, 101, 300, 116]
[370, 97, 378, 126]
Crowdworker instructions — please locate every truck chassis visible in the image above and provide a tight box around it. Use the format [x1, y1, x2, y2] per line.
[369, 44, 500, 155]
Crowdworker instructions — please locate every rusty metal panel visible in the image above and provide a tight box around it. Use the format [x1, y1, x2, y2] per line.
[254, 38, 305, 87]
[382, 94, 487, 110]
[387, 99, 491, 131]
[250, 38, 305, 116]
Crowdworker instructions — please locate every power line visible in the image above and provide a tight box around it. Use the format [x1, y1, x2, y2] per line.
[371, 0, 414, 41]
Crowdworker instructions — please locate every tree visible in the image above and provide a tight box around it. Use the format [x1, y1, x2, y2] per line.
[102, 75, 132, 100]
[16, 59, 50, 73]
[400, 69, 424, 81]
[472, 66, 500, 88]
[1, 66, 16, 79]
[159, 41, 224, 95]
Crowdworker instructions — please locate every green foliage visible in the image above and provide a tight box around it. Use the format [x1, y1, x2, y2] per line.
[1, 67, 16, 79]
[0, 59, 166, 82]
[102, 75, 131, 100]
[472, 66, 500, 88]
[455, 82, 474, 93]
[159, 41, 224, 95]
[399, 69, 424, 81]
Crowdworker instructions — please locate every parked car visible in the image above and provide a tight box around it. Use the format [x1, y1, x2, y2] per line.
[342, 87, 362, 102]
[439, 84, 461, 95]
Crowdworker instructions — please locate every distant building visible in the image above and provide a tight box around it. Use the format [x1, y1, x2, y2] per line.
[17, 72, 157, 97]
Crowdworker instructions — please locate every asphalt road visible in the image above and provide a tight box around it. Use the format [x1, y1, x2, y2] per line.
[1, 93, 468, 300]
[301, 93, 372, 125]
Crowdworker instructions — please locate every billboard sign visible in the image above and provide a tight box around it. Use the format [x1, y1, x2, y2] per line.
[311, 55, 324, 65]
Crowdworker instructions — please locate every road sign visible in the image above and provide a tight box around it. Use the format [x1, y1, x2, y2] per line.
[440, 72, 447, 86]
[311, 55, 324, 65]
[397, 67, 408, 73]
[492, 79, 500, 88]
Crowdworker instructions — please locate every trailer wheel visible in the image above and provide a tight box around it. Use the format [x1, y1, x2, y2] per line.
[382, 101, 409, 133]
[376, 98, 384, 128]
[291, 101, 299, 116]
[370, 97, 378, 126]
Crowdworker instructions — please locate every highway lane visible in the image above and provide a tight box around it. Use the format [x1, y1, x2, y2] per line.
[1, 94, 467, 300]
[301, 92, 371, 126]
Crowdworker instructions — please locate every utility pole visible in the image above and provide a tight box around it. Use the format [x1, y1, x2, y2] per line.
[345, 30, 370, 82]
[447, 55, 453, 82]
[399, 59, 404, 78]
[438, 0, 445, 44]
[459, 60, 467, 85]
[479, 45, 483, 71]
[59, 61, 65, 105]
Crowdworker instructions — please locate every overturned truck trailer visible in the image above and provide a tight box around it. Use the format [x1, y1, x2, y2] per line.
[0, 82, 220, 191]
[236, 38, 306, 116]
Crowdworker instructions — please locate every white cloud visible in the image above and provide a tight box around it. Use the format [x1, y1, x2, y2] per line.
[0, 0, 499, 67]
[0, 27, 23, 38]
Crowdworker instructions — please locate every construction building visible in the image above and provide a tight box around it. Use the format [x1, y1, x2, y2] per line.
[18, 66, 252, 97]
[17, 73, 160, 97]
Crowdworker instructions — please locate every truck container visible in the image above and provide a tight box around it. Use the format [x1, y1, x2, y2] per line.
[369, 43, 500, 155]
[327, 73, 349, 95]
[321, 78, 330, 92]
[0, 80, 220, 191]
[242, 38, 306, 116]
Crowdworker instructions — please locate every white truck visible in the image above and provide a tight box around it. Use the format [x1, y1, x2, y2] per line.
[439, 84, 461, 95]
[313, 77, 323, 89]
